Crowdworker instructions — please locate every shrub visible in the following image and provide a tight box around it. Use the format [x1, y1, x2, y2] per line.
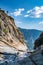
[3, 28, 7, 34]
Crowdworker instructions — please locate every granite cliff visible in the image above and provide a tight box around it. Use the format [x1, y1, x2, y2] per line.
[0, 9, 28, 56]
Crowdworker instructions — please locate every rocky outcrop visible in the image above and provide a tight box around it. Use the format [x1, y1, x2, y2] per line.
[0, 9, 29, 65]
[0, 9, 28, 54]
[34, 32, 43, 49]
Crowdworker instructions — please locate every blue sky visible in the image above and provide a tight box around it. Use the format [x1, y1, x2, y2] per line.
[0, 0, 43, 30]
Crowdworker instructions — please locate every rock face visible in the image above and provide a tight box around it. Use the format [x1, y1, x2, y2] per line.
[34, 32, 43, 49]
[0, 10, 29, 65]
[0, 10, 31, 65]
[0, 9, 28, 54]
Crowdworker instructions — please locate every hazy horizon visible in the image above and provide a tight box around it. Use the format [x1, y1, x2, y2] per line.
[18, 26, 43, 31]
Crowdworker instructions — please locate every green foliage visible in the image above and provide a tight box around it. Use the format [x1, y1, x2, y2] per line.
[3, 28, 7, 34]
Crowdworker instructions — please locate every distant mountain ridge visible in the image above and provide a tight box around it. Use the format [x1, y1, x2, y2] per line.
[19, 28, 42, 50]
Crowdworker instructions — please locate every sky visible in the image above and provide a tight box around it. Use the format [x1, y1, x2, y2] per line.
[0, 0, 43, 30]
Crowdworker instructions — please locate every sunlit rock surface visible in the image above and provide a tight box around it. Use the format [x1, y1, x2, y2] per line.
[0, 9, 29, 65]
